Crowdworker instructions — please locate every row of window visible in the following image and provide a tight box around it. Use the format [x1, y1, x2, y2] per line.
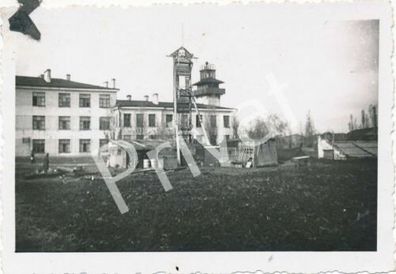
[122, 113, 230, 128]
[30, 132, 232, 154]
[32, 92, 111, 108]
[32, 116, 111, 130]
[120, 133, 229, 145]
[32, 139, 109, 154]
[32, 114, 230, 130]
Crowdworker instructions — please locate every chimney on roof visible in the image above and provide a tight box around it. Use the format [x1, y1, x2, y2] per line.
[112, 78, 116, 89]
[126, 95, 132, 101]
[43, 69, 51, 83]
[66, 74, 71, 81]
[152, 93, 159, 105]
[144, 95, 149, 102]
[104, 81, 109, 88]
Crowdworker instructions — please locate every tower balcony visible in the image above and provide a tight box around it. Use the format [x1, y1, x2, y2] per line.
[193, 87, 225, 98]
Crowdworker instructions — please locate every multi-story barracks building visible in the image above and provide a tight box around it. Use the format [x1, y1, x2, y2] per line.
[15, 48, 236, 157]
[15, 69, 118, 156]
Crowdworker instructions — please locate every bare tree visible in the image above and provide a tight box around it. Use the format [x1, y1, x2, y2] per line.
[247, 118, 269, 139]
[348, 114, 358, 131]
[305, 111, 315, 137]
[369, 104, 377, 128]
[267, 114, 290, 136]
[361, 109, 368, 129]
[231, 116, 240, 139]
[247, 114, 289, 140]
[304, 111, 316, 147]
[361, 110, 365, 129]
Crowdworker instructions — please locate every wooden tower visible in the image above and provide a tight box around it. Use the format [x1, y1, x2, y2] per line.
[169, 47, 196, 163]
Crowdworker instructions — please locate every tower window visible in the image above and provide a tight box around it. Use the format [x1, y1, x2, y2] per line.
[178, 48, 185, 57]
[179, 75, 186, 89]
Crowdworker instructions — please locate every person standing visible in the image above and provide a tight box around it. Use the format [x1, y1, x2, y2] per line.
[30, 150, 35, 164]
[43, 153, 49, 173]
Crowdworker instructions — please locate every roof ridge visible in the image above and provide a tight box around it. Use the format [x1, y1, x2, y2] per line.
[16, 75, 118, 90]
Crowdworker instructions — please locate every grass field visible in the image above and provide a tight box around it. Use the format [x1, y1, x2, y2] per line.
[15, 158, 377, 251]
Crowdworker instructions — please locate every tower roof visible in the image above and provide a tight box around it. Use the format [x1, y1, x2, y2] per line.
[193, 78, 224, 86]
[168, 46, 194, 59]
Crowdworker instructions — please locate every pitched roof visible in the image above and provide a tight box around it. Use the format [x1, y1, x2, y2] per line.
[116, 99, 233, 110]
[333, 141, 377, 158]
[347, 127, 377, 141]
[168, 46, 194, 58]
[16, 76, 118, 91]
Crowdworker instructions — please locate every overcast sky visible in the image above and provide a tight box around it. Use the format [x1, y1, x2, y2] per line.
[10, 4, 379, 133]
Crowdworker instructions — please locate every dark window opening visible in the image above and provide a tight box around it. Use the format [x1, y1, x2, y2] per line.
[59, 116, 70, 130]
[32, 139, 45, 153]
[223, 115, 230, 128]
[79, 116, 91, 130]
[210, 115, 217, 128]
[58, 93, 70, 107]
[99, 94, 111, 108]
[58, 139, 70, 153]
[149, 114, 156, 127]
[136, 114, 144, 127]
[33, 116, 45, 130]
[79, 139, 91, 153]
[79, 94, 91, 107]
[165, 114, 173, 127]
[123, 114, 131, 127]
[33, 92, 45, 107]
[99, 117, 111, 130]
[196, 115, 202, 128]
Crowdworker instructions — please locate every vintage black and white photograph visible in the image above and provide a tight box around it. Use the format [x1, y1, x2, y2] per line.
[1, 1, 394, 273]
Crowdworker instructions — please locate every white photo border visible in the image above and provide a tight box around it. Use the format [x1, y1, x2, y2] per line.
[0, 1, 394, 273]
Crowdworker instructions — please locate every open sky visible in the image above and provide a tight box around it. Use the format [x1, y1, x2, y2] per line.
[10, 4, 379, 133]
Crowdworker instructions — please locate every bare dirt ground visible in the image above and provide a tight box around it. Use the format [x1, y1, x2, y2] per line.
[15, 158, 377, 251]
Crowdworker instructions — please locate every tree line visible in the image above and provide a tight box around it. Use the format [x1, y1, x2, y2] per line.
[348, 104, 377, 131]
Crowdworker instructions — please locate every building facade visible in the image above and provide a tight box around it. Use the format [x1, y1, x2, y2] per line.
[16, 70, 118, 156]
[15, 50, 236, 157]
[112, 96, 235, 146]
[113, 48, 235, 146]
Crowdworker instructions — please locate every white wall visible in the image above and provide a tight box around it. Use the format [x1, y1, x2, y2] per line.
[114, 107, 235, 145]
[317, 136, 333, 158]
[16, 87, 117, 156]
